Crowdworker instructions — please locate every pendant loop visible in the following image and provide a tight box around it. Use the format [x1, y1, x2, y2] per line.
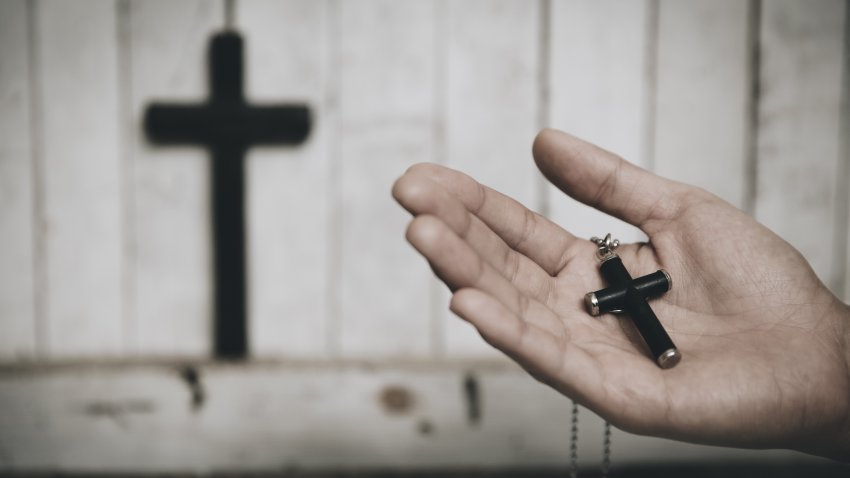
[590, 233, 620, 261]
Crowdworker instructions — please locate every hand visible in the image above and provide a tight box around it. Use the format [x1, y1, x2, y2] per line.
[392, 128, 850, 461]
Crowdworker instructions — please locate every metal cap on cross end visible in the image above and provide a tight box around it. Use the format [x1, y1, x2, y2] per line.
[657, 348, 681, 369]
[585, 292, 600, 316]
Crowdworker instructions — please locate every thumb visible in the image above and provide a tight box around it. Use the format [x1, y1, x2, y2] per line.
[533, 128, 689, 231]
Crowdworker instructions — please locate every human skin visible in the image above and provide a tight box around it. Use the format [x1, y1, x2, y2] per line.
[392, 128, 850, 461]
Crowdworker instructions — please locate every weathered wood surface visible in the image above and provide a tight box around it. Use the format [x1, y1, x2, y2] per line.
[239, 0, 332, 359]
[841, 0, 850, 304]
[0, 0, 36, 360]
[36, 0, 125, 357]
[129, 0, 223, 358]
[0, 363, 825, 470]
[1, 0, 846, 359]
[336, 0, 436, 358]
[653, 0, 751, 209]
[546, 0, 651, 244]
[754, 0, 847, 292]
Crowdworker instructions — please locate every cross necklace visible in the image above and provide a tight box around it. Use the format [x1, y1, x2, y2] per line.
[586, 233, 680, 369]
[570, 234, 681, 477]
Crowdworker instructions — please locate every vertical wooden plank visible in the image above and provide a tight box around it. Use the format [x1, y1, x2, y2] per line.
[844, 5, 850, 303]
[755, 0, 846, 289]
[239, 0, 331, 358]
[547, 0, 651, 243]
[337, 0, 435, 358]
[0, 0, 36, 360]
[440, 0, 541, 358]
[130, 0, 223, 356]
[654, 0, 750, 208]
[37, 0, 124, 357]
[547, 1, 652, 464]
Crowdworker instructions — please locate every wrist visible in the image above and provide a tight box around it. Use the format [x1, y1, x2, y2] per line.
[801, 298, 850, 462]
[837, 300, 850, 461]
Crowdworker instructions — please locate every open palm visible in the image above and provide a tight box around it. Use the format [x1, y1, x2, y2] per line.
[393, 129, 850, 460]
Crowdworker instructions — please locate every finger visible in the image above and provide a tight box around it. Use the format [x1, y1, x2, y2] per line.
[393, 173, 553, 303]
[406, 215, 563, 337]
[532, 128, 689, 230]
[405, 163, 581, 276]
[450, 288, 599, 400]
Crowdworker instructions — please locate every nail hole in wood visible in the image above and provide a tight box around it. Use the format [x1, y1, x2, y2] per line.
[380, 385, 414, 415]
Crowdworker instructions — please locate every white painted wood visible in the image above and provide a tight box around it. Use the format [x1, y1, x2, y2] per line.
[546, 0, 650, 243]
[0, 363, 825, 470]
[845, 68, 850, 304]
[839, 2, 850, 305]
[654, 0, 750, 208]
[337, 0, 435, 358]
[0, 0, 36, 360]
[37, 0, 124, 357]
[755, 0, 846, 291]
[239, 0, 331, 359]
[129, 0, 224, 357]
[440, 0, 541, 359]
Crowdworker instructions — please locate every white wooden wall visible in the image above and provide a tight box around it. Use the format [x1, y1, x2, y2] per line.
[0, 0, 847, 471]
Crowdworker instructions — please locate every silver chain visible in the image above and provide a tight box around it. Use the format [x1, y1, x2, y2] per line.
[570, 234, 620, 478]
[569, 400, 578, 478]
[601, 421, 612, 478]
[569, 402, 613, 478]
[570, 400, 611, 478]
[571, 234, 616, 477]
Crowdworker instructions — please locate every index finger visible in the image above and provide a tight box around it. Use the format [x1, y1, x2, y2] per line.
[405, 163, 582, 276]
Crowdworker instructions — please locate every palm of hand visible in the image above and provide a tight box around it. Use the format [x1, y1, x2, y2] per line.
[547, 198, 847, 450]
[394, 130, 849, 458]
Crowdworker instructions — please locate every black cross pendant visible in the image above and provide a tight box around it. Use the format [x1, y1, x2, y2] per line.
[144, 31, 311, 359]
[584, 234, 681, 369]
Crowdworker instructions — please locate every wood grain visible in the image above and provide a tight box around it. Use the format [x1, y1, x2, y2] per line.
[0, 0, 36, 360]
